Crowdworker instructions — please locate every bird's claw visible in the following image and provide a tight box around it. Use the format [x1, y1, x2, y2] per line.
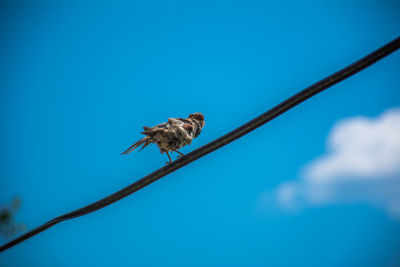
[165, 161, 172, 166]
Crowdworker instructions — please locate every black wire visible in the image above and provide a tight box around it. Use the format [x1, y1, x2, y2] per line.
[1, 36, 399, 253]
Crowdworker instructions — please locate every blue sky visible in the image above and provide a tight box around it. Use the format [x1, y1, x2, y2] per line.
[1, 0, 400, 266]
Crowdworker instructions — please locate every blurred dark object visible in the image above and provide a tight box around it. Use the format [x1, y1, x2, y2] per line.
[0, 197, 26, 240]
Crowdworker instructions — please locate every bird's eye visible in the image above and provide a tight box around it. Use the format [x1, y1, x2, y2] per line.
[189, 113, 204, 121]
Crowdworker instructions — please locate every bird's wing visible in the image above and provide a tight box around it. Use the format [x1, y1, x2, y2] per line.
[167, 118, 182, 125]
[177, 118, 190, 123]
[182, 123, 193, 131]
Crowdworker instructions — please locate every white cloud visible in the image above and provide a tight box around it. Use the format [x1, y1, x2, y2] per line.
[274, 108, 400, 218]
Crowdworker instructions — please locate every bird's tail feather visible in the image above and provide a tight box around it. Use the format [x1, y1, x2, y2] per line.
[121, 136, 152, 155]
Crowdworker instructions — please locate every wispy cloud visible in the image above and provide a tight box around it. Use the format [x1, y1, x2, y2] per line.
[272, 108, 400, 218]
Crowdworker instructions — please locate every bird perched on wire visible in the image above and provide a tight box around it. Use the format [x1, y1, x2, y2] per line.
[121, 112, 205, 164]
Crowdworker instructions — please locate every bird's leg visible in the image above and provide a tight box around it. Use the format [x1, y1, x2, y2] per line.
[165, 151, 173, 165]
[173, 149, 185, 159]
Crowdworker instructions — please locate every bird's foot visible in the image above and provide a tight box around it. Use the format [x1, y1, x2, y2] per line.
[165, 161, 172, 166]
[172, 149, 184, 159]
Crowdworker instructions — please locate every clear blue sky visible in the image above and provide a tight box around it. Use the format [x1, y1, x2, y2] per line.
[1, 1, 400, 266]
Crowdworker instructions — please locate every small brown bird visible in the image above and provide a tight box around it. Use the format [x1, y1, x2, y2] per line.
[121, 112, 205, 164]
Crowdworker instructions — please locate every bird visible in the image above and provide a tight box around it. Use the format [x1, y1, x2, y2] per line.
[121, 112, 205, 164]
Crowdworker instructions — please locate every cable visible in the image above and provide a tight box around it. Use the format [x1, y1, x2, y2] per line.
[1, 36, 399, 253]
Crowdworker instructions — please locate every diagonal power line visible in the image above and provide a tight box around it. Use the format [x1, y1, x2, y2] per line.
[1, 36, 399, 252]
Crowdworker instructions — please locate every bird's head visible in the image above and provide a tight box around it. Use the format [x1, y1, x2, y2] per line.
[188, 113, 205, 134]
[189, 112, 205, 123]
